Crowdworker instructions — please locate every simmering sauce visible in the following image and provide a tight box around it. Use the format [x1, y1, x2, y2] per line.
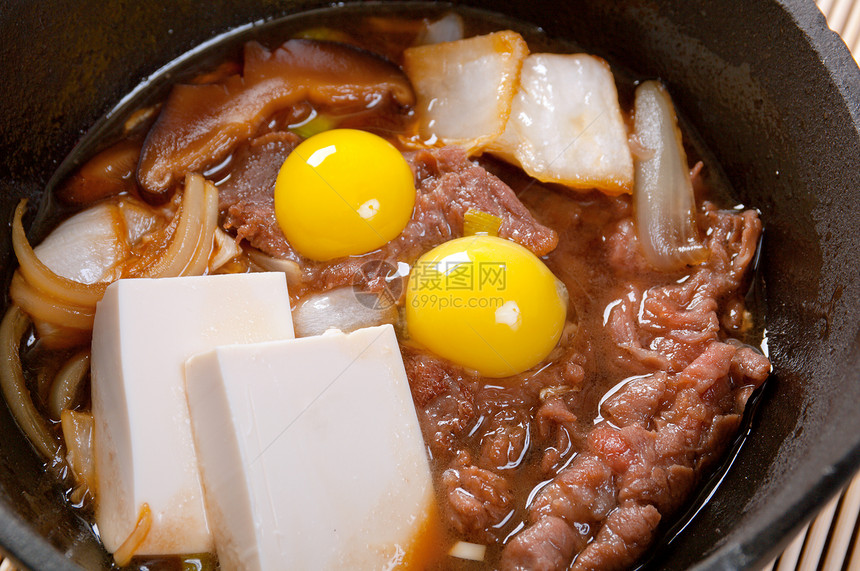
[7, 5, 769, 570]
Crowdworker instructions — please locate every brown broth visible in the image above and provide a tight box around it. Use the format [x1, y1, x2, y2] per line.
[23, 4, 766, 570]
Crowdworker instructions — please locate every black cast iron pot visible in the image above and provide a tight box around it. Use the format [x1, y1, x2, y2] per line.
[0, 0, 858, 569]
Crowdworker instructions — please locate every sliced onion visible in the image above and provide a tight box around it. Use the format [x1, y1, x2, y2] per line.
[209, 228, 243, 272]
[11, 200, 106, 307]
[49, 351, 90, 420]
[246, 248, 302, 286]
[60, 409, 95, 504]
[9, 273, 95, 331]
[138, 173, 206, 278]
[24, 195, 160, 291]
[30, 319, 90, 350]
[11, 177, 216, 338]
[113, 503, 152, 567]
[293, 287, 398, 338]
[0, 305, 62, 460]
[179, 178, 219, 276]
[633, 81, 708, 271]
[119, 198, 161, 245]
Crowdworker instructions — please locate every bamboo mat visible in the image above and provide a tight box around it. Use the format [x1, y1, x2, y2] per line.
[0, 2, 858, 571]
[819, 0, 860, 60]
[761, 471, 860, 571]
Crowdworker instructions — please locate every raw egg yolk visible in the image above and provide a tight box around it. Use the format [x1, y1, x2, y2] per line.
[274, 129, 415, 261]
[406, 235, 568, 378]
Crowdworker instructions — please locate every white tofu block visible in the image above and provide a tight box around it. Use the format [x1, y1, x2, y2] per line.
[488, 53, 634, 195]
[185, 325, 435, 571]
[404, 31, 528, 155]
[91, 273, 295, 555]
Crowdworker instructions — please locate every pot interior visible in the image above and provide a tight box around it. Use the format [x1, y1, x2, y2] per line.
[0, 1, 858, 570]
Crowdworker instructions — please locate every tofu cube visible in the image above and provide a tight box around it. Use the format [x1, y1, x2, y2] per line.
[185, 325, 435, 571]
[91, 273, 295, 555]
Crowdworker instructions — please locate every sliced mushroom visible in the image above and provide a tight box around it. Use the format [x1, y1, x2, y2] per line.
[57, 139, 141, 205]
[137, 39, 415, 203]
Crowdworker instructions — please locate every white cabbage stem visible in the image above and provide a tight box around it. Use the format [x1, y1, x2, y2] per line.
[11, 200, 106, 307]
[633, 80, 708, 271]
[415, 13, 464, 45]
